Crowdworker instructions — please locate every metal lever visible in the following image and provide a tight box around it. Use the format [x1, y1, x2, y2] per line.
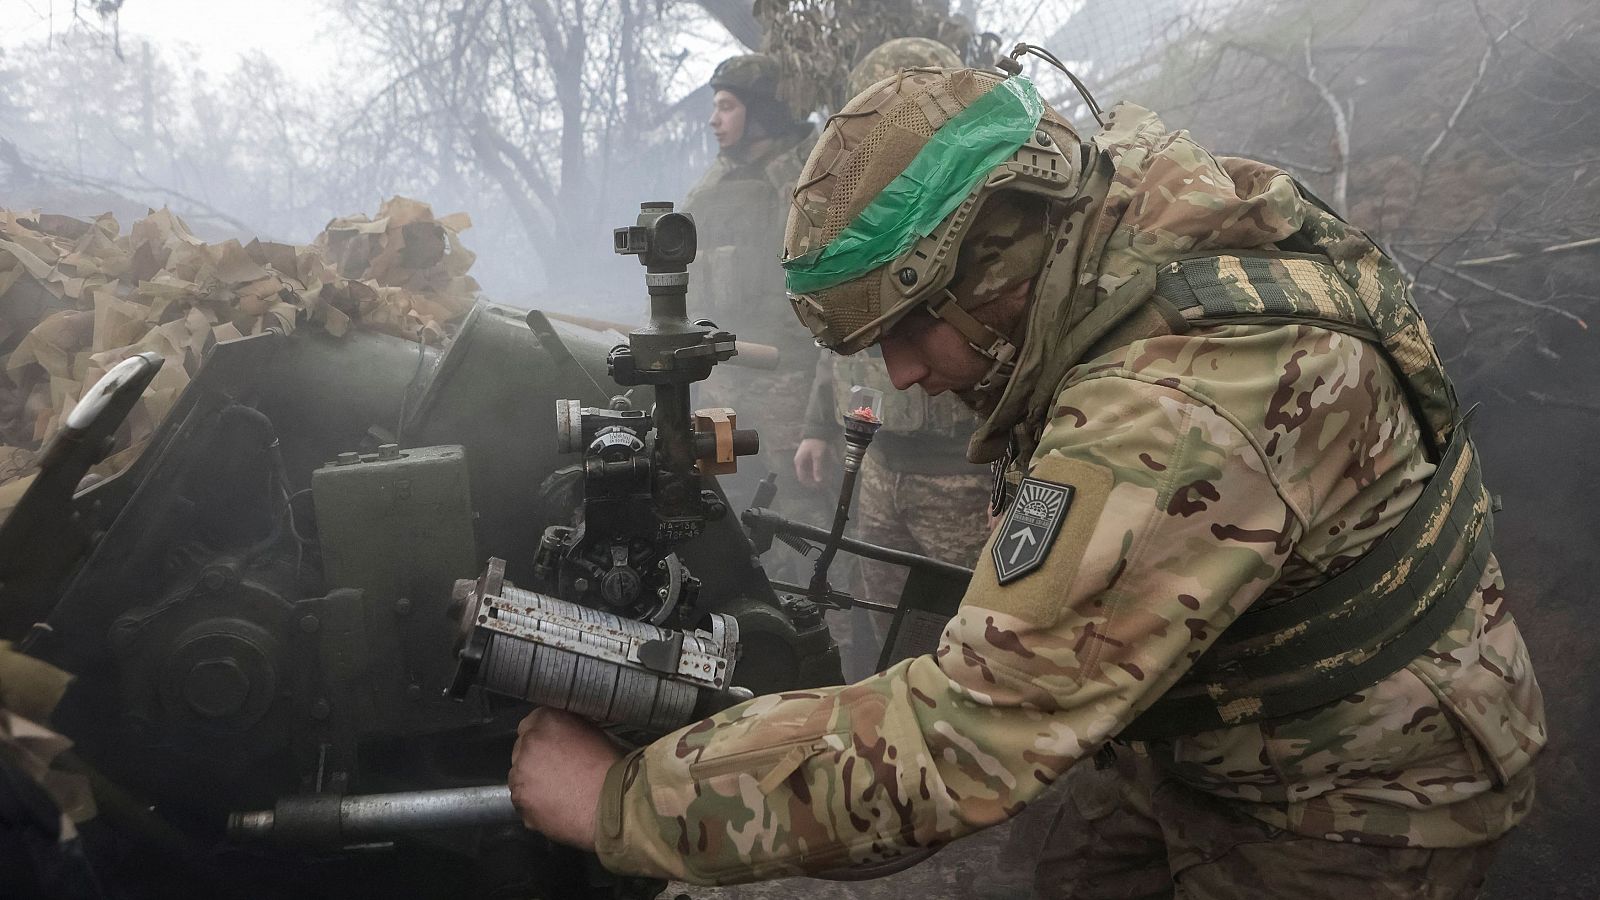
[807, 387, 884, 597]
[0, 352, 164, 640]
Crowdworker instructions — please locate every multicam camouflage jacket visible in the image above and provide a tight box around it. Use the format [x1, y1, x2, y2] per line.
[593, 103, 1546, 884]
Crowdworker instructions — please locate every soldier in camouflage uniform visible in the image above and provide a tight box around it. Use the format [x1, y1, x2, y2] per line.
[684, 55, 822, 535]
[795, 38, 992, 681]
[509, 62, 1546, 897]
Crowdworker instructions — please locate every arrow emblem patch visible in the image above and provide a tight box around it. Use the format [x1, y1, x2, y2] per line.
[992, 476, 1074, 584]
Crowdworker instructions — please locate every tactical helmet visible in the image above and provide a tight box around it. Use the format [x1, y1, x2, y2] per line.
[710, 54, 781, 102]
[846, 37, 963, 98]
[781, 69, 1080, 384]
[710, 53, 803, 141]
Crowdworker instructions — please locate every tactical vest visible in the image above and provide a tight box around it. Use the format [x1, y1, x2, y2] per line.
[1005, 243, 1492, 742]
[685, 175, 793, 347]
[684, 136, 815, 356]
[829, 351, 972, 439]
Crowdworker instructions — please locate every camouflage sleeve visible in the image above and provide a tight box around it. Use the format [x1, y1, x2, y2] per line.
[594, 374, 1301, 884]
[800, 349, 837, 442]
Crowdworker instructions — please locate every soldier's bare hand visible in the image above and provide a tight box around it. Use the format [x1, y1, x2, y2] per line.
[508, 708, 620, 850]
[794, 437, 835, 486]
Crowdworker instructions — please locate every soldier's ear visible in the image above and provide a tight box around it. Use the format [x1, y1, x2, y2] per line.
[741, 114, 772, 142]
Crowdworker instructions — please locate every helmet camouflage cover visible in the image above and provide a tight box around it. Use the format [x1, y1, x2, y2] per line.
[781, 68, 1080, 358]
[710, 54, 781, 103]
[846, 37, 963, 98]
[711, 52, 807, 138]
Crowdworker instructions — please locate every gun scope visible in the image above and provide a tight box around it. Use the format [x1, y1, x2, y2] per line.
[614, 201, 697, 270]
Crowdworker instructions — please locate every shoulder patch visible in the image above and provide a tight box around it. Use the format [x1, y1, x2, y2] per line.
[968, 454, 1113, 627]
[993, 477, 1074, 583]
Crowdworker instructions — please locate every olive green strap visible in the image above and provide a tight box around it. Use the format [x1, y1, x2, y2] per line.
[1155, 252, 1381, 338]
[1101, 251, 1487, 741]
[1120, 417, 1491, 742]
[1216, 418, 1484, 653]
[1157, 251, 1451, 460]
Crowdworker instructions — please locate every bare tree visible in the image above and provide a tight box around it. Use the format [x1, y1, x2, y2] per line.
[754, 0, 977, 114]
[0, 35, 330, 238]
[1114, 0, 1599, 386]
[334, 0, 723, 297]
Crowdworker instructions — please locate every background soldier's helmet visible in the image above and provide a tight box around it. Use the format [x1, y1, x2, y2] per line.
[846, 37, 963, 98]
[781, 69, 1080, 360]
[710, 54, 782, 102]
[709, 53, 804, 139]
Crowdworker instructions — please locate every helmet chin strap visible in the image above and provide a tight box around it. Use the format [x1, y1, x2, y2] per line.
[924, 289, 1018, 394]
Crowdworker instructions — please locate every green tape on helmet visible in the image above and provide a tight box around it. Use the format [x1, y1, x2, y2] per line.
[782, 76, 1043, 295]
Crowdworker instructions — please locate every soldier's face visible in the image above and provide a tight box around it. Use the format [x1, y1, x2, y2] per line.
[710, 90, 746, 149]
[878, 310, 991, 396]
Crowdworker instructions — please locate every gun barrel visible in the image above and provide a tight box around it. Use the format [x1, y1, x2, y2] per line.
[228, 785, 520, 846]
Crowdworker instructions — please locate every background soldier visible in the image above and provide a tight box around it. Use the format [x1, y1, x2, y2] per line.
[684, 54, 824, 541]
[794, 37, 992, 681]
[510, 61, 1545, 897]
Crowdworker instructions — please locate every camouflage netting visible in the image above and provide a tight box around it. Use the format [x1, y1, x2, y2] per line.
[0, 196, 479, 521]
[754, 0, 983, 114]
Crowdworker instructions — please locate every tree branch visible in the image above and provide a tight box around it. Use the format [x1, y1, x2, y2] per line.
[1525, 391, 1600, 416]
[1301, 35, 1350, 211]
[1397, 247, 1589, 329]
[0, 137, 39, 185]
[12, 137, 258, 234]
[469, 118, 559, 265]
[1206, 35, 1354, 211]
[694, 0, 762, 50]
[1418, 3, 1526, 169]
[1457, 236, 1600, 267]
